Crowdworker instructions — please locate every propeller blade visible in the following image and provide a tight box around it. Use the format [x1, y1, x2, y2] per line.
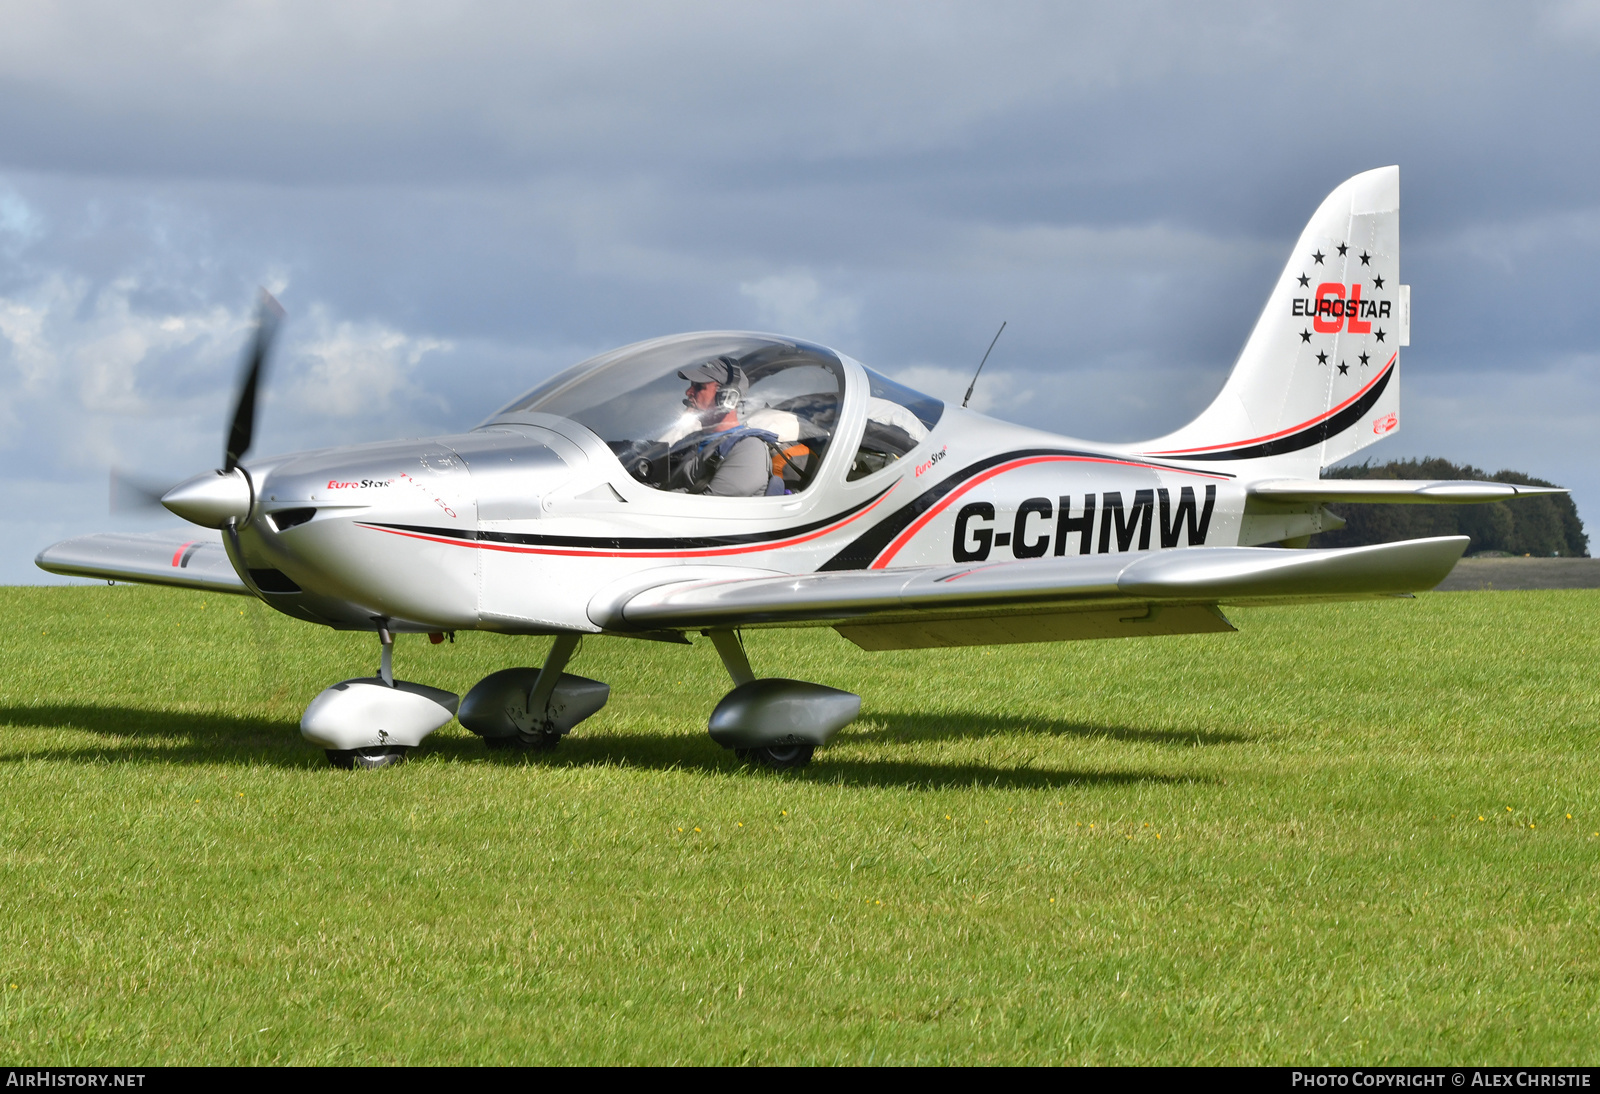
[109, 468, 174, 514]
[223, 290, 285, 472]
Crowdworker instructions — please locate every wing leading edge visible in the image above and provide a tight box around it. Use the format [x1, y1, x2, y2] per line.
[591, 536, 1469, 650]
[36, 529, 249, 595]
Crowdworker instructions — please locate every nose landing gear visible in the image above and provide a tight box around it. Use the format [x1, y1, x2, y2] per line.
[299, 626, 460, 769]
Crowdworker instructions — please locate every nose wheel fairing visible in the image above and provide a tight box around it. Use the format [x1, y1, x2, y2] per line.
[299, 678, 460, 752]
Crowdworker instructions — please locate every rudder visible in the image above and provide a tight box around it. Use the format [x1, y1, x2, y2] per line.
[1138, 166, 1409, 476]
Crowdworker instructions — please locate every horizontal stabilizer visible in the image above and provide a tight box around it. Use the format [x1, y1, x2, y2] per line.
[1249, 479, 1565, 505]
[36, 528, 249, 594]
[596, 536, 1470, 636]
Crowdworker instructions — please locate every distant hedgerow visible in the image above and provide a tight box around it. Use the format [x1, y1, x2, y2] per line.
[1309, 457, 1587, 557]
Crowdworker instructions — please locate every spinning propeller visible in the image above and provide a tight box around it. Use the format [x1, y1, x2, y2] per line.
[151, 292, 284, 529]
[108, 468, 173, 513]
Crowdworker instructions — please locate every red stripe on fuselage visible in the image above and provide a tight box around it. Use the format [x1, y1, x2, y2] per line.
[1147, 355, 1398, 456]
[870, 454, 1229, 569]
[358, 483, 899, 559]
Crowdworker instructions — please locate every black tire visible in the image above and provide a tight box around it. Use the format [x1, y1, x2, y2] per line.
[520, 729, 563, 752]
[740, 743, 815, 769]
[483, 731, 561, 753]
[325, 746, 409, 769]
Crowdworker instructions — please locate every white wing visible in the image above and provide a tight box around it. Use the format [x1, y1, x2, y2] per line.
[36, 528, 250, 595]
[589, 537, 1468, 650]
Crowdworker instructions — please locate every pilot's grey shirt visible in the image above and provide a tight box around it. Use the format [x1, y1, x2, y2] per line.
[704, 435, 771, 497]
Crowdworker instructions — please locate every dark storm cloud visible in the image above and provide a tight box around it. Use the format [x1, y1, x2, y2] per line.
[3, 1, 1598, 579]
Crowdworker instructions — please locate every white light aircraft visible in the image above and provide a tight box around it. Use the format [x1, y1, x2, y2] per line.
[38, 167, 1561, 769]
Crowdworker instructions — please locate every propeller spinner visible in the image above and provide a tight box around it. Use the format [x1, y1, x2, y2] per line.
[161, 292, 285, 529]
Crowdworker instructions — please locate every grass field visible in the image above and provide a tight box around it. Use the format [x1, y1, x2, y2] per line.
[1, 583, 1597, 1065]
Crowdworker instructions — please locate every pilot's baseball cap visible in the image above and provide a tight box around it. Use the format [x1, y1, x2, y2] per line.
[677, 356, 748, 393]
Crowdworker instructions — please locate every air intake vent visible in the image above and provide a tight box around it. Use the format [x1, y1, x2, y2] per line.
[249, 569, 302, 594]
[269, 507, 316, 531]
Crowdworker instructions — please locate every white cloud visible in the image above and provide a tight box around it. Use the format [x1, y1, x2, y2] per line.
[0, 274, 247, 438]
[739, 271, 860, 344]
[282, 306, 453, 419]
[0, 185, 43, 248]
[0, 217, 460, 585]
[886, 364, 1025, 416]
[0, 282, 61, 394]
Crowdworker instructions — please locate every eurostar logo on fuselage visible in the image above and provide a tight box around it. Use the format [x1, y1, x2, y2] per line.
[952, 485, 1216, 563]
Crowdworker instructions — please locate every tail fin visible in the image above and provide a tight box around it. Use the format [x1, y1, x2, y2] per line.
[1138, 166, 1407, 476]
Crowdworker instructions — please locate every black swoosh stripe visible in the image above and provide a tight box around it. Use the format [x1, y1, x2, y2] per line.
[818, 447, 1234, 572]
[363, 482, 895, 551]
[1156, 364, 1394, 462]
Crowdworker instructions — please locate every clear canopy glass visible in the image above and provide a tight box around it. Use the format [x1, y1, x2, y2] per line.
[495, 333, 846, 492]
[847, 368, 946, 480]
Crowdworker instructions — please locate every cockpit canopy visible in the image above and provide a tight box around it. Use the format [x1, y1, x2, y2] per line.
[494, 332, 943, 493]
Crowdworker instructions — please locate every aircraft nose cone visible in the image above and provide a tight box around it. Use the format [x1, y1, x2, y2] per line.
[162, 468, 253, 528]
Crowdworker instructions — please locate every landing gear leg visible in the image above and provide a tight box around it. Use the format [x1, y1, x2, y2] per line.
[458, 635, 610, 752]
[707, 629, 755, 685]
[491, 634, 581, 751]
[378, 625, 395, 686]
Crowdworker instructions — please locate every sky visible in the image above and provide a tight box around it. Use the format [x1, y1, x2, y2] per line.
[4, 0, 1599, 582]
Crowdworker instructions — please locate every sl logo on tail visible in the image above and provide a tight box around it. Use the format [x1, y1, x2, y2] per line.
[1292, 283, 1391, 333]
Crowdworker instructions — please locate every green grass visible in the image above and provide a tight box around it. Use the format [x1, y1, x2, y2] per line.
[1, 584, 1597, 1064]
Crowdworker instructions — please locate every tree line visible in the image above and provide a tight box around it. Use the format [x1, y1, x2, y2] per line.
[1307, 458, 1587, 557]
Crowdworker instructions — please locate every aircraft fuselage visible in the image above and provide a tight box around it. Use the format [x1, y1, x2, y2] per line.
[229, 356, 1285, 637]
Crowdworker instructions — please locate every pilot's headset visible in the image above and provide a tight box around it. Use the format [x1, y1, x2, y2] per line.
[713, 357, 744, 414]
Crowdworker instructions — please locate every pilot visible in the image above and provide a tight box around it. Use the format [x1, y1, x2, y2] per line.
[673, 357, 778, 497]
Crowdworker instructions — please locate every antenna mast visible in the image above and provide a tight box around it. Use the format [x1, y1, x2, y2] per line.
[962, 321, 1006, 409]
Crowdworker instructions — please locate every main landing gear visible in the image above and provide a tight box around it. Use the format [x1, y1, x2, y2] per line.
[295, 626, 859, 772]
[457, 634, 611, 753]
[299, 626, 459, 769]
[703, 630, 859, 770]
